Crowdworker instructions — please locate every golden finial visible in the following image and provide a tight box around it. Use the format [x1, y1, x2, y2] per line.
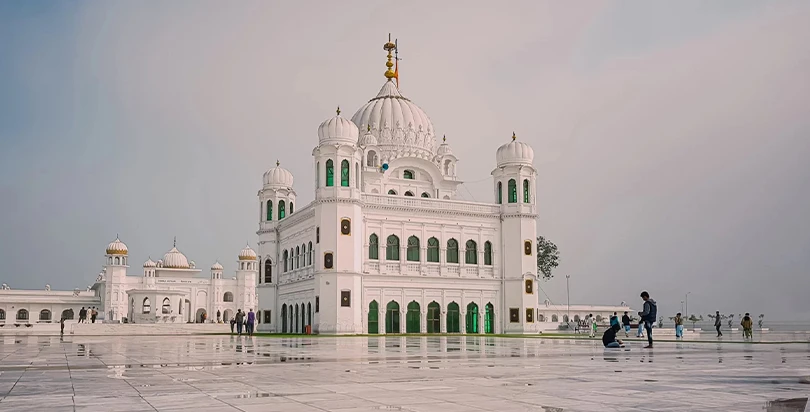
[512, 132, 516, 141]
[367, 124, 371, 132]
[336, 106, 341, 116]
[384, 33, 397, 80]
[443, 134, 446, 143]
[276, 159, 280, 167]
[173, 236, 176, 247]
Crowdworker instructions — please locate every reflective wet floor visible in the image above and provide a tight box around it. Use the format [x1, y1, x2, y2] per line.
[0, 335, 808, 411]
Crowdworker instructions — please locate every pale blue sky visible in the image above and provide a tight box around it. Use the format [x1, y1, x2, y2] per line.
[1, 1, 809, 319]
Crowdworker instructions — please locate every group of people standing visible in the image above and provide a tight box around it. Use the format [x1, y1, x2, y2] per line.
[229, 309, 256, 336]
[603, 291, 657, 349]
[711, 311, 754, 339]
[78, 307, 98, 323]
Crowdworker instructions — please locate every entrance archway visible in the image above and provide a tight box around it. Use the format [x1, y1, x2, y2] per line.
[485, 303, 495, 334]
[223, 309, 233, 322]
[406, 301, 420, 333]
[61, 309, 74, 320]
[446, 302, 460, 333]
[368, 301, 379, 334]
[385, 301, 400, 334]
[195, 308, 207, 323]
[466, 302, 479, 333]
[427, 301, 440, 333]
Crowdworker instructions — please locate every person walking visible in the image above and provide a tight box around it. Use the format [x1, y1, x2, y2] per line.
[714, 311, 723, 337]
[90, 307, 97, 323]
[741, 313, 753, 340]
[78, 307, 87, 323]
[638, 291, 657, 348]
[60, 316, 66, 335]
[246, 309, 255, 336]
[235, 309, 245, 335]
[674, 312, 684, 338]
[621, 311, 631, 337]
[589, 314, 598, 338]
[610, 312, 619, 328]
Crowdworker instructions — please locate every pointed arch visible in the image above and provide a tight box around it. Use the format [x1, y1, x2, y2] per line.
[465, 240, 478, 264]
[485, 303, 495, 334]
[266, 200, 273, 221]
[508, 179, 517, 203]
[281, 304, 287, 333]
[404, 191, 414, 197]
[386, 235, 400, 261]
[406, 301, 420, 333]
[326, 159, 334, 187]
[421, 192, 430, 198]
[162, 298, 171, 314]
[427, 301, 441, 333]
[387, 189, 397, 195]
[446, 238, 459, 264]
[523, 179, 530, 203]
[39, 309, 51, 321]
[385, 301, 400, 333]
[264, 258, 272, 283]
[290, 202, 294, 214]
[283, 250, 288, 272]
[340, 159, 350, 187]
[278, 199, 286, 219]
[295, 245, 301, 269]
[369, 234, 379, 260]
[497, 181, 503, 204]
[406, 236, 420, 262]
[142, 298, 151, 314]
[484, 241, 493, 266]
[307, 241, 313, 266]
[466, 302, 479, 333]
[427, 237, 439, 262]
[446, 302, 460, 333]
[368, 300, 379, 334]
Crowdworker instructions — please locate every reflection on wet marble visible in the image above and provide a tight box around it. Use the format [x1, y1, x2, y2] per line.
[1, 335, 808, 411]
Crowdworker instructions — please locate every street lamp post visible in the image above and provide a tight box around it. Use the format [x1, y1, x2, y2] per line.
[685, 292, 691, 317]
[566, 275, 571, 324]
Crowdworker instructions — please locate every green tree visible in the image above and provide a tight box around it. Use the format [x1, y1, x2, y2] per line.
[536, 235, 560, 280]
[687, 315, 702, 329]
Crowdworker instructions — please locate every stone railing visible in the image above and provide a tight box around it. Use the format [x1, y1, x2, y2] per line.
[362, 194, 500, 216]
[278, 266, 315, 285]
[363, 261, 497, 279]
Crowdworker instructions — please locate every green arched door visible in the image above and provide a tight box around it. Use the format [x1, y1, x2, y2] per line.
[466, 302, 479, 333]
[446, 302, 460, 333]
[485, 303, 495, 334]
[385, 301, 400, 334]
[368, 301, 379, 334]
[427, 302, 441, 333]
[406, 301, 420, 333]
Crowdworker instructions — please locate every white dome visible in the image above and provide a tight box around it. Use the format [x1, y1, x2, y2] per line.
[143, 257, 157, 268]
[106, 237, 128, 255]
[263, 162, 294, 189]
[351, 80, 437, 161]
[318, 108, 359, 144]
[238, 244, 257, 261]
[162, 246, 190, 269]
[496, 134, 534, 167]
[437, 135, 453, 157]
[211, 261, 223, 271]
[358, 126, 378, 146]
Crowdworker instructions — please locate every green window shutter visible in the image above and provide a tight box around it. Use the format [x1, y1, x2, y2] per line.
[340, 160, 350, 187]
[508, 179, 517, 203]
[326, 160, 334, 187]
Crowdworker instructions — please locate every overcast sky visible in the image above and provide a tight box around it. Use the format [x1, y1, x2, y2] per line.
[1, 1, 809, 320]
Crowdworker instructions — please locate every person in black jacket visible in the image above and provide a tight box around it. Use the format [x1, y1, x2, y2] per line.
[602, 323, 624, 348]
[638, 291, 657, 348]
[621, 311, 631, 337]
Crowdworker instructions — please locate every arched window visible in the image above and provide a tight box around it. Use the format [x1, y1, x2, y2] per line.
[385, 301, 400, 333]
[316, 162, 320, 187]
[386, 235, 400, 261]
[281, 304, 287, 333]
[60, 309, 73, 320]
[484, 241, 493, 266]
[367, 150, 377, 167]
[278, 200, 286, 219]
[326, 159, 334, 187]
[355, 162, 360, 188]
[266, 200, 272, 221]
[283, 250, 288, 272]
[403, 170, 414, 179]
[446, 238, 459, 263]
[142, 298, 151, 314]
[465, 240, 478, 264]
[340, 159, 350, 187]
[295, 246, 301, 269]
[39, 309, 51, 321]
[162, 298, 171, 314]
[446, 302, 460, 333]
[16, 309, 29, 321]
[552, 314, 559, 322]
[264, 259, 272, 283]
[368, 234, 379, 260]
[485, 303, 495, 333]
[0, 309, 5, 320]
[368, 301, 379, 334]
[406, 236, 420, 262]
[290, 202, 294, 214]
[421, 192, 430, 198]
[466, 302, 479, 333]
[427, 237, 439, 262]
[223, 292, 234, 302]
[307, 241, 313, 266]
[387, 189, 397, 195]
[497, 181, 503, 204]
[427, 301, 441, 333]
[508, 179, 517, 203]
[404, 191, 414, 197]
[523, 179, 530, 203]
[406, 301, 420, 333]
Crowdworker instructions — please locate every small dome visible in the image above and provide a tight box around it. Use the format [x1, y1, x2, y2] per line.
[162, 244, 190, 269]
[318, 108, 359, 144]
[106, 237, 128, 255]
[263, 161, 294, 189]
[496, 133, 534, 167]
[238, 244, 257, 261]
[211, 261, 223, 271]
[358, 127, 378, 146]
[143, 257, 157, 268]
[437, 135, 453, 157]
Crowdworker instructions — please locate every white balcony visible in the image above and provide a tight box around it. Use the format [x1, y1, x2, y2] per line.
[362, 194, 500, 215]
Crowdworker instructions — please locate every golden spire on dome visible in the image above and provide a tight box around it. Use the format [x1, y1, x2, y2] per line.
[336, 106, 341, 115]
[512, 131, 516, 141]
[367, 124, 371, 132]
[383, 33, 397, 80]
[276, 160, 280, 167]
[443, 134, 446, 143]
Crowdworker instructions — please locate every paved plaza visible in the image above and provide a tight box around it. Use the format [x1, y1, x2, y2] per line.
[0, 334, 809, 412]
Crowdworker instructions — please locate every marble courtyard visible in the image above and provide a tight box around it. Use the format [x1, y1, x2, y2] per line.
[1, 335, 809, 412]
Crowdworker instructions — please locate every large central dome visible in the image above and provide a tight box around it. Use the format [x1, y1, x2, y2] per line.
[351, 80, 437, 161]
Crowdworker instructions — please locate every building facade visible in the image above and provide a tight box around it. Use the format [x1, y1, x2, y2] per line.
[254, 40, 547, 335]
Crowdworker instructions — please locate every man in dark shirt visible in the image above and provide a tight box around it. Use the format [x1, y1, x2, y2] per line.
[602, 323, 624, 348]
[621, 311, 631, 337]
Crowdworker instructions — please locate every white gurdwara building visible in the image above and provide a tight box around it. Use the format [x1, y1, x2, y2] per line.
[255, 40, 542, 335]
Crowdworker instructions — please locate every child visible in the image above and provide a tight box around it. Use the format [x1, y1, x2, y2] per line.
[674, 313, 684, 338]
[741, 313, 753, 340]
[602, 323, 624, 348]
